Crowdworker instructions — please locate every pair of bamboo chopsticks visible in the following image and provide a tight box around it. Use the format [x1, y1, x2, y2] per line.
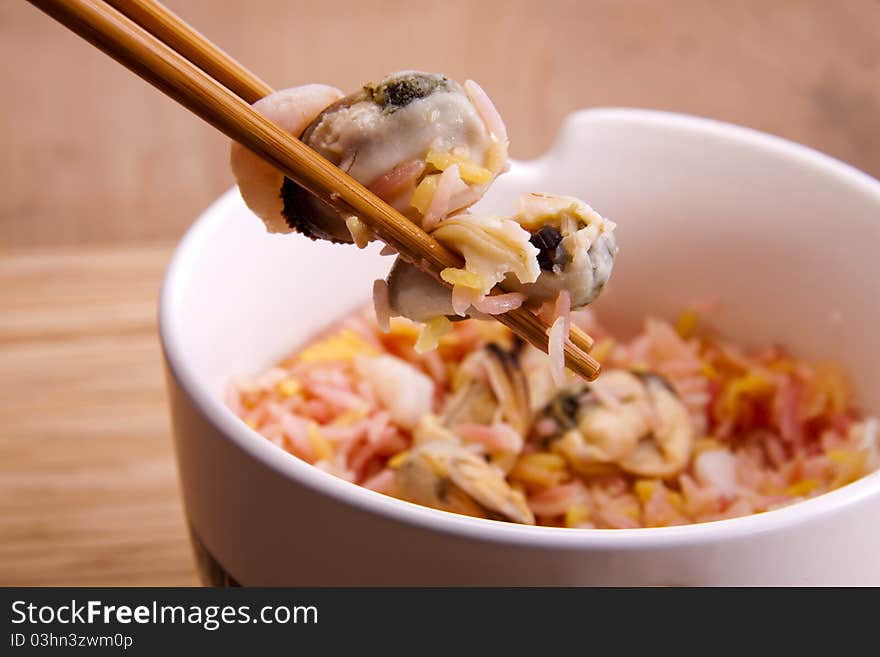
[29, 0, 602, 380]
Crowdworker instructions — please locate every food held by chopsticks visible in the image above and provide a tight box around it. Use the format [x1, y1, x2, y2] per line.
[29, 0, 603, 381]
[231, 71, 618, 381]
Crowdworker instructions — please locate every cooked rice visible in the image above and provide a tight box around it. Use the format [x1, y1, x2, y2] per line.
[230, 307, 878, 528]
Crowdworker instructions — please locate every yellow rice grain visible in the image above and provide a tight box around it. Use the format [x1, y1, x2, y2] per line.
[332, 409, 368, 427]
[387, 450, 410, 469]
[297, 329, 378, 363]
[425, 150, 493, 185]
[785, 479, 819, 497]
[308, 422, 333, 461]
[440, 267, 483, 290]
[565, 504, 591, 528]
[633, 479, 657, 504]
[693, 437, 724, 455]
[666, 490, 685, 512]
[415, 316, 453, 353]
[621, 505, 640, 521]
[277, 379, 302, 398]
[410, 174, 440, 214]
[509, 453, 569, 488]
[830, 450, 867, 488]
[675, 308, 699, 339]
[388, 317, 421, 341]
[826, 450, 853, 465]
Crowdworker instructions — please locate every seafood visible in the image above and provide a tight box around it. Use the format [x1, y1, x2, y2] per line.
[233, 71, 508, 243]
[539, 370, 695, 478]
[439, 342, 531, 471]
[354, 354, 434, 430]
[386, 192, 618, 321]
[394, 440, 535, 524]
[390, 341, 534, 510]
[234, 308, 879, 528]
[443, 343, 530, 435]
[230, 73, 616, 356]
[502, 194, 618, 309]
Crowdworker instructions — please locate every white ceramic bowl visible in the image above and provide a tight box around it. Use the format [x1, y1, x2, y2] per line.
[160, 109, 880, 585]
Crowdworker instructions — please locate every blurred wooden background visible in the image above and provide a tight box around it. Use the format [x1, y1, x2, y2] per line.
[1, 0, 878, 586]
[2, 0, 879, 248]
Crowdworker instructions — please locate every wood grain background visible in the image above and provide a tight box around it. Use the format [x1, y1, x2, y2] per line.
[3, 0, 879, 248]
[1, 0, 878, 585]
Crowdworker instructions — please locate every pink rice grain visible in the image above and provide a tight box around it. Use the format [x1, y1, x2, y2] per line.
[307, 383, 370, 414]
[261, 424, 286, 449]
[303, 365, 351, 388]
[473, 292, 526, 315]
[279, 413, 315, 462]
[256, 367, 288, 390]
[454, 423, 521, 452]
[423, 164, 461, 231]
[350, 429, 405, 480]
[419, 349, 448, 386]
[553, 290, 572, 336]
[528, 481, 588, 517]
[464, 79, 508, 143]
[362, 468, 396, 494]
[714, 497, 755, 521]
[547, 316, 566, 387]
[321, 418, 370, 443]
[642, 483, 686, 527]
[595, 508, 640, 530]
[773, 375, 805, 445]
[367, 411, 391, 444]
[372, 279, 392, 333]
[354, 378, 377, 406]
[679, 474, 722, 518]
[348, 440, 379, 481]
[367, 159, 426, 202]
[451, 284, 478, 316]
[763, 434, 789, 469]
[301, 399, 334, 424]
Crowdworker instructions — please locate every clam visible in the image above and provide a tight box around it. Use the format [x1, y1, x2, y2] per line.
[385, 258, 472, 324]
[386, 192, 618, 322]
[282, 71, 507, 243]
[538, 369, 695, 478]
[499, 193, 618, 309]
[394, 440, 535, 524]
[443, 342, 531, 437]
[617, 373, 696, 478]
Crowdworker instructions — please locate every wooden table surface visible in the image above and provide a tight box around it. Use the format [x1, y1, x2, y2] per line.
[1, 0, 878, 586]
[0, 244, 197, 586]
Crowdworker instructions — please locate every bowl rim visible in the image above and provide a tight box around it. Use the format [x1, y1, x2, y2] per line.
[159, 107, 880, 549]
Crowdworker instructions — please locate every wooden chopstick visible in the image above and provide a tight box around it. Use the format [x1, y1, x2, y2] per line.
[104, 0, 271, 103]
[28, 0, 601, 380]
